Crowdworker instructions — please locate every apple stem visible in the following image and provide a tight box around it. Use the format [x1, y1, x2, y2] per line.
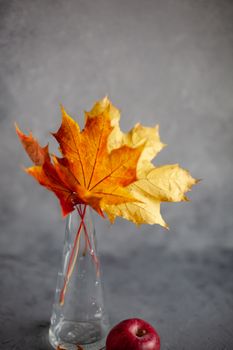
[136, 328, 147, 337]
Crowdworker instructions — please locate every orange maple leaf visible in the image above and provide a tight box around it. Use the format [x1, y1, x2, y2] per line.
[15, 101, 143, 217]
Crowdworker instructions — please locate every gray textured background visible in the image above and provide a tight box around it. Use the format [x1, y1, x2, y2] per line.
[0, 0, 233, 349]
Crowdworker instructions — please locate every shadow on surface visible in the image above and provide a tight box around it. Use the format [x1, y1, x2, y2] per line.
[0, 320, 53, 350]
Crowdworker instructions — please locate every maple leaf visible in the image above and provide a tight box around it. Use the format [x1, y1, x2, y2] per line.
[15, 99, 143, 217]
[103, 110, 198, 227]
[16, 97, 198, 226]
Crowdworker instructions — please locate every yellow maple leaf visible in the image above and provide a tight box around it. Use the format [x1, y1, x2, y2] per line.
[101, 98, 198, 227]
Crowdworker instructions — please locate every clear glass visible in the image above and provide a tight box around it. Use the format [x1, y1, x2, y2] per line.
[49, 205, 109, 350]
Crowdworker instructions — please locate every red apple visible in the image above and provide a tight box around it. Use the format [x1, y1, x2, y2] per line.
[106, 318, 160, 350]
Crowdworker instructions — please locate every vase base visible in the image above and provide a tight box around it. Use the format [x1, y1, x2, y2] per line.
[49, 320, 107, 350]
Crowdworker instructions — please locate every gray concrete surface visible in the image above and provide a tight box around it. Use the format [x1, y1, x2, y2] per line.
[0, 0, 233, 349]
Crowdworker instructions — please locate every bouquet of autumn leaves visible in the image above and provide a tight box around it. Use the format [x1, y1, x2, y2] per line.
[16, 97, 197, 303]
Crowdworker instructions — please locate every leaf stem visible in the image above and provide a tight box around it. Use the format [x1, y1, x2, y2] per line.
[82, 218, 100, 275]
[59, 204, 99, 305]
[59, 204, 87, 305]
[76, 204, 99, 272]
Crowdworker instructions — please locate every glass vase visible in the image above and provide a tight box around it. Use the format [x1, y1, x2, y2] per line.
[49, 204, 109, 350]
